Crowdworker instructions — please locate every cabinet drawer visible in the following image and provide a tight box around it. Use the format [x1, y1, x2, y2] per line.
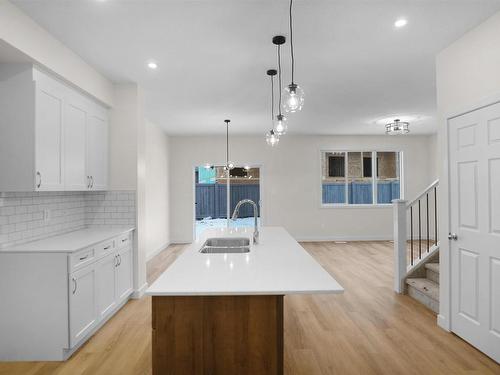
[95, 239, 115, 258]
[70, 247, 95, 272]
[116, 232, 132, 248]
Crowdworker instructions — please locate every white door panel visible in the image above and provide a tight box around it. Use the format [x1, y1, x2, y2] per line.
[64, 99, 87, 190]
[449, 101, 500, 363]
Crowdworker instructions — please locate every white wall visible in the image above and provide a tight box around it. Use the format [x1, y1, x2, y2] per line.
[145, 120, 170, 260]
[169, 135, 436, 243]
[0, 0, 113, 106]
[435, 10, 500, 331]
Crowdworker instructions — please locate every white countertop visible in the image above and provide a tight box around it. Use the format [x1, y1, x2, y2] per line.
[146, 226, 344, 296]
[0, 227, 135, 253]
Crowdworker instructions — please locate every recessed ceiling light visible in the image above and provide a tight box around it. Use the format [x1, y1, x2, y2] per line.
[147, 61, 158, 69]
[394, 18, 408, 28]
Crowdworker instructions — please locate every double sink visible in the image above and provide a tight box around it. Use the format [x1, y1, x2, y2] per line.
[199, 237, 250, 254]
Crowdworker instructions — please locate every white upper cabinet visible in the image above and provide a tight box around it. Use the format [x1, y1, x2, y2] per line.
[64, 93, 89, 191]
[87, 108, 108, 191]
[0, 65, 109, 192]
[35, 77, 65, 191]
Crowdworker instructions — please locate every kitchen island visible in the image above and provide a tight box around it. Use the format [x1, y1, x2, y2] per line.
[146, 226, 343, 375]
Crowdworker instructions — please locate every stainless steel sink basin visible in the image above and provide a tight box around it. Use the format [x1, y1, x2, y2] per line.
[200, 237, 250, 253]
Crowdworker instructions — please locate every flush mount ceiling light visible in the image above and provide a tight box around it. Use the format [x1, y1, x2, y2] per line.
[223, 119, 235, 170]
[386, 119, 410, 135]
[394, 18, 408, 28]
[282, 0, 305, 113]
[147, 60, 158, 69]
[273, 36, 288, 136]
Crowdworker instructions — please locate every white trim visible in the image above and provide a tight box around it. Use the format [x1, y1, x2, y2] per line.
[437, 314, 450, 332]
[131, 282, 148, 299]
[320, 203, 393, 209]
[146, 241, 171, 261]
[295, 235, 393, 242]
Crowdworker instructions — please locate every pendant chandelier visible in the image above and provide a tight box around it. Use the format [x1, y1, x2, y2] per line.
[265, 69, 280, 146]
[223, 119, 235, 169]
[385, 119, 410, 135]
[273, 35, 288, 135]
[282, 0, 304, 113]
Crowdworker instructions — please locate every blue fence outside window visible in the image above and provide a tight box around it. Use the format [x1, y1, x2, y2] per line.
[322, 181, 400, 204]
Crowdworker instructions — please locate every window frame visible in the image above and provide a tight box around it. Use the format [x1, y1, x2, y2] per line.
[320, 149, 405, 208]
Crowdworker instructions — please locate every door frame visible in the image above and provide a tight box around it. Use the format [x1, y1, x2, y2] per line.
[439, 91, 500, 332]
[191, 163, 265, 242]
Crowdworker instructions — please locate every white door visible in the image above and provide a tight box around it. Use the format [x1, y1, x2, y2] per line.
[35, 81, 64, 191]
[449, 101, 500, 363]
[87, 110, 108, 191]
[115, 246, 133, 302]
[64, 95, 88, 190]
[69, 265, 97, 348]
[96, 253, 118, 320]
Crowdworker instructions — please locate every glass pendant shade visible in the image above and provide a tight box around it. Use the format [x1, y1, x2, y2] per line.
[224, 162, 235, 171]
[385, 119, 409, 135]
[266, 130, 280, 146]
[275, 114, 288, 135]
[283, 83, 304, 113]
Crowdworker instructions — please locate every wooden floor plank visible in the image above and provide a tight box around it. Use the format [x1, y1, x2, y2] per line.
[1, 240, 499, 375]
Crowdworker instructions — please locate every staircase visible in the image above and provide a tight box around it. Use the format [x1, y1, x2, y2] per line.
[406, 261, 439, 313]
[393, 180, 440, 313]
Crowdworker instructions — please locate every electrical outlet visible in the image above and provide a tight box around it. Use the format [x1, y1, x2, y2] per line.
[43, 209, 51, 222]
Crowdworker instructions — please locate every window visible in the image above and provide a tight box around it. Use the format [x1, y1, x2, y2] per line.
[321, 151, 402, 206]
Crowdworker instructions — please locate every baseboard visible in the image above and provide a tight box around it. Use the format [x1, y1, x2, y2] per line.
[295, 235, 393, 242]
[131, 282, 148, 299]
[437, 314, 450, 332]
[170, 239, 192, 245]
[146, 241, 171, 261]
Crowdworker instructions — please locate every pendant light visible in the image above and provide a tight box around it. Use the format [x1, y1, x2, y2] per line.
[282, 0, 305, 113]
[223, 119, 235, 170]
[266, 129, 280, 146]
[265, 69, 280, 146]
[385, 119, 410, 135]
[273, 35, 288, 135]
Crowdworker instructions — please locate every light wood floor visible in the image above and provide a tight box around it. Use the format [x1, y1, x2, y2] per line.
[1, 241, 499, 375]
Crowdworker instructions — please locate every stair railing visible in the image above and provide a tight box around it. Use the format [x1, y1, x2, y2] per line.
[393, 179, 439, 293]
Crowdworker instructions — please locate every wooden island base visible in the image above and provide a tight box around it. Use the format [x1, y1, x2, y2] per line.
[152, 295, 284, 375]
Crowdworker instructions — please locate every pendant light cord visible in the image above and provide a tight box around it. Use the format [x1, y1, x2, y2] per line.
[289, 0, 295, 85]
[277, 44, 283, 116]
[226, 121, 229, 168]
[271, 74, 275, 123]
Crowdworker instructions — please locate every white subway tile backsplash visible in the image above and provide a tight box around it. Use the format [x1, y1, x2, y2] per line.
[0, 190, 135, 248]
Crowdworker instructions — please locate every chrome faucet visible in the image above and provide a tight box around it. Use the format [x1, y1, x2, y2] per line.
[231, 199, 259, 244]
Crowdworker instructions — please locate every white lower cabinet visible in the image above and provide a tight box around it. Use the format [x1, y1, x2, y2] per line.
[68, 241, 133, 349]
[69, 266, 98, 348]
[116, 246, 133, 301]
[96, 252, 118, 320]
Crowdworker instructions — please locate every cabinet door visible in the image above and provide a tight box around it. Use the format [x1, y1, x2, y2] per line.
[115, 246, 133, 302]
[35, 81, 64, 191]
[95, 253, 118, 320]
[69, 265, 97, 348]
[87, 109, 108, 191]
[64, 95, 88, 190]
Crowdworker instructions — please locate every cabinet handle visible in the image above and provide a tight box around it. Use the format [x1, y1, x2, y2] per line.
[79, 255, 89, 261]
[118, 254, 122, 266]
[36, 171, 41, 188]
[121, 238, 128, 243]
[104, 245, 111, 250]
[72, 278, 77, 294]
[91, 176, 94, 188]
[87, 176, 90, 189]
[115, 255, 119, 267]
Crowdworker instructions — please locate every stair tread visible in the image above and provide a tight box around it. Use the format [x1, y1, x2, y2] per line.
[406, 278, 439, 301]
[425, 263, 439, 273]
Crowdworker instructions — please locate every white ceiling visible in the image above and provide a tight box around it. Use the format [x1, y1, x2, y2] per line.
[11, 0, 500, 135]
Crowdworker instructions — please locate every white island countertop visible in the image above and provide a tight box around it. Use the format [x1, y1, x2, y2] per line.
[0, 227, 135, 253]
[146, 226, 344, 296]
